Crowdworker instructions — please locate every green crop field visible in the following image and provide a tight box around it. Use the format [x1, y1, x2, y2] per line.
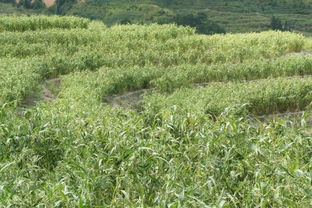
[0, 15, 312, 207]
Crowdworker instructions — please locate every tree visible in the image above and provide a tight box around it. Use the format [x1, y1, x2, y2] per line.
[270, 16, 283, 30]
[174, 12, 225, 35]
[16, 0, 44, 10]
[270, 16, 292, 31]
[120, 17, 132, 24]
[32, 0, 45, 9]
[17, 0, 32, 9]
[55, 0, 76, 15]
[0, 0, 15, 3]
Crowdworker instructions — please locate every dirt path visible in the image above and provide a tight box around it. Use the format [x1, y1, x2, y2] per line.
[253, 110, 311, 123]
[287, 50, 312, 56]
[104, 89, 152, 109]
[43, 78, 60, 102]
[254, 110, 312, 136]
[18, 78, 60, 114]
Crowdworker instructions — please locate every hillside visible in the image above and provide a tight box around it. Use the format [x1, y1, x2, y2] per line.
[0, 15, 312, 207]
[1, 0, 312, 34]
[67, 0, 312, 34]
[0, 2, 39, 14]
[14, 0, 85, 7]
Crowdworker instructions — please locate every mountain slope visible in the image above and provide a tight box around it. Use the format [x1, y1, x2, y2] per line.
[1, 0, 312, 34]
[64, 0, 312, 35]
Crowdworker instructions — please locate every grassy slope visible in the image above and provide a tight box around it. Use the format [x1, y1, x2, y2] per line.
[1, 0, 312, 35]
[0, 2, 39, 14]
[190, 0, 312, 34]
[64, 0, 312, 35]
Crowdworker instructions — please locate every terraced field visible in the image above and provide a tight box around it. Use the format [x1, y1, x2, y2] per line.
[0, 15, 312, 207]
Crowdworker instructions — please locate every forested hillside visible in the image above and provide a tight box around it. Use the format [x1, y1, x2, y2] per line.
[1, 0, 312, 35]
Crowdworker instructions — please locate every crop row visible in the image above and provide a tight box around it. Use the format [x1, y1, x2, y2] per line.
[1, 82, 310, 207]
[2, 52, 312, 107]
[56, 54, 312, 99]
[0, 26, 305, 64]
[0, 15, 90, 32]
[143, 77, 312, 117]
[151, 54, 312, 92]
[0, 58, 40, 106]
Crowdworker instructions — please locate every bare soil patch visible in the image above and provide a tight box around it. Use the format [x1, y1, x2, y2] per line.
[104, 89, 152, 110]
[287, 49, 312, 56]
[43, 78, 60, 102]
[254, 111, 311, 123]
[18, 78, 60, 114]
[254, 110, 312, 136]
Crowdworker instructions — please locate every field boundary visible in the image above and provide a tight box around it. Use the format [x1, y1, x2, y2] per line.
[104, 74, 312, 110]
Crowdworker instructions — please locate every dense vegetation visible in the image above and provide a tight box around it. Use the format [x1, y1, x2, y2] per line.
[1, 0, 312, 35]
[0, 15, 312, 207]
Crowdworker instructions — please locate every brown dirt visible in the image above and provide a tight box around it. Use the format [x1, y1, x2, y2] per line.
[18, 78, 60, 114]
[194, 74, 312, 88]
[254, 111, 312, 136]
[43, 78, 60, 102]
[103, 89, 152, 110]
[287, 50, 312, 56]
[254, 111, 311, 122]
[42, 0, 56, 8]
[42, 86, 55, 102]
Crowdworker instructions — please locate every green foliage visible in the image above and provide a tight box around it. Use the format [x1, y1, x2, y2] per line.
[271, 16, 292, 31]
[0, 15, 312, 207]
[145, 77, 312, 117]
[151, 55, 312, 92]
[31, 0, 45, 10]
[0, 15, 90, 31]
[1, 0, 312, 35]
[173, 12, 225, 34]
[0, 0, 15, 3]
[17, 0, 30, 9]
